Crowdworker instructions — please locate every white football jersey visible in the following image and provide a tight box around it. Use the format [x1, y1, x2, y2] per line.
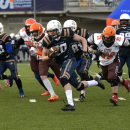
[88, 33, 129, 66]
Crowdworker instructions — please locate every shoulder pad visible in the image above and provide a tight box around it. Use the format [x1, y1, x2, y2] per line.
[62, 28, 74, 37]
[115, 35, 125, 46]
[43, 36, 52, 46]
[1, 33, 11, 43]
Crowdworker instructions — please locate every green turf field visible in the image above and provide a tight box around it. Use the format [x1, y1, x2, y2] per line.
[0, 61, 130, 130]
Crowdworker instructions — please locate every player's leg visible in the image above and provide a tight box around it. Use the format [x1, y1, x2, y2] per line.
[6, 56, 24, 97]
[60, 58, 77, 111]
[40, 60, 59, 101]
[107, 62, 119, 106]
[126, 56, 130, 79]
[76, 58, 92, 101]
[118, 56, 126, 79]
[30, 56, 48, 93]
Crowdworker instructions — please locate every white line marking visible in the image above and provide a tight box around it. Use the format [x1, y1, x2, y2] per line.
[123, 73, 126, 74]
[118, 97, 126, 100]
[73, 98, 80, 101]
[29, 99, 37, 102]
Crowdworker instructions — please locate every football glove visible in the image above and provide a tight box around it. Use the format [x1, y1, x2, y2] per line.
[30, 47, 37, 57]
[48, 50, 56, 61]
[81, 51, 90, 60]
[97, 60, 100, 68]
[95, 50, 102, 56]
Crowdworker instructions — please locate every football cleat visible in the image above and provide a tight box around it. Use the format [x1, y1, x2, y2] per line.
[52, 74, 59, 85]
[78, 94, 85, 102]
[19, 88, 25, 97]
[48, 95, 59, 102]
[5, 79, 9, 88]
[41, 90, 50, 96]
[0, 85, 2, 90]
[61, 104, 76, 111]
[110, 94, 118, 106]
[8, 76, 13, 87]
[98, 71, 105, 80]
[94, 77, 105, 90]
[124, 79, 130, 93]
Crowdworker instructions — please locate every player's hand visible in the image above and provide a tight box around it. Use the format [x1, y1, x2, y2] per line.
[95, 50, 102, 56]
[81, 51, 90, 60]
[48, 50, 56, 61]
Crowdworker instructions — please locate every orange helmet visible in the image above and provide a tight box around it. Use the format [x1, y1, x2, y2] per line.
[111, 20, 119, 27]
[25, 18, 36, 35]
[30, 23, 43, 39]
[102, 26, 116, 43]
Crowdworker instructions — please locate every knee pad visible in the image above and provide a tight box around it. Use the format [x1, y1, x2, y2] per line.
[110, 79, 118, 87]
[35, 74, 41, 81]
[60, 78, 69, 87]
[77, 83, 85, 91]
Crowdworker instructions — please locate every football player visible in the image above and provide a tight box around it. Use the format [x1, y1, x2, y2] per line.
[88, 26, 130, 106]
[15, 18, 59, 96]
[29, 22, 60, 101]
[63, 19, 104, 102]
[116, 13, 130, 84]
[42, 20, 105, 111]
[0, 23, 24, 97]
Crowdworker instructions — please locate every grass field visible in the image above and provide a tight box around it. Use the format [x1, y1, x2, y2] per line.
[0, 61, 130, 130]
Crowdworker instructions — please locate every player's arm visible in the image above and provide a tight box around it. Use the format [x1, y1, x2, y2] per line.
[0, 36, 12, 56]
[42, 47, 50, 61]
[73, 33, 87, 51]
[12, 37, 24, 49]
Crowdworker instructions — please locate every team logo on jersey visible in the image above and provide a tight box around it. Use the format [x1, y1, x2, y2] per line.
[104, 49, 112, 53]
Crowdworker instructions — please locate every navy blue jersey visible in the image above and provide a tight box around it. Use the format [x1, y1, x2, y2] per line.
[71, 28, 91, 61]
[43, 28, 75, 65]
[116, 25, 130, 56]
[0, 33, 12, 60]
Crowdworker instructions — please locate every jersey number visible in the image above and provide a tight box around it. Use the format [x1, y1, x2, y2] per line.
[72, 42, 83, 53]
[101, 52, 115, 59]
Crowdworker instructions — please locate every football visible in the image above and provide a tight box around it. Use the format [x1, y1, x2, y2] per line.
[49, 46, 59, 53]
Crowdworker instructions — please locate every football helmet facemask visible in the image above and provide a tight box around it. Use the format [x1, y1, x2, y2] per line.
[102, 26, 116, 44]
[25, 18, 36, 36]
[120, 13, 130, 27]
[30, 23, 44, 40]
[111, 20, 119, 28]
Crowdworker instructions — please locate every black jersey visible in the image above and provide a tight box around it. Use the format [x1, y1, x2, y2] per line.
[42, 28, 75, 65]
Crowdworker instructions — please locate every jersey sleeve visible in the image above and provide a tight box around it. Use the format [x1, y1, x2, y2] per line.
[87, 34, 94, 44]
[42, 35, 52, 48]
[77, 28, 89, 39]
[61, 28, 74, 37]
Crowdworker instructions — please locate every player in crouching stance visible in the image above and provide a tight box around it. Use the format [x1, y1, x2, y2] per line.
[0, 23, 24, 97]
[88, 26, 130, 106]
[42, 20, 105, 111]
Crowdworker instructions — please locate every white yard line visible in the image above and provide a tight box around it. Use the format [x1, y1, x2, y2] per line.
[29, 99, 37, 102]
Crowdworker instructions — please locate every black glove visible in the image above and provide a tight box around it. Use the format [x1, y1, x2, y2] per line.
[82, 51, 90, 60]
[97, 60, 100, 68]
[0, 51, 9, 56]
[95, 50, 102, 56]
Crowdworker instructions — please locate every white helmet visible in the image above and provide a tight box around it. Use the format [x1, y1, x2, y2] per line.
[10, 33, 15, 39]
[63, 20, 77, 32]
[120, 13, 130, 26]
[46, 20, 62, 38]
[15, 34, 20, 40]
[0, 23, 4, 35]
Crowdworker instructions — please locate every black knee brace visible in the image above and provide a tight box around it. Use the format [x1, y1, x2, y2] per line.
[77, 83, 85, 91]
[60, 78, 69, 87]
[110, 79, 118, 87]
[116, 76, 120, 83]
